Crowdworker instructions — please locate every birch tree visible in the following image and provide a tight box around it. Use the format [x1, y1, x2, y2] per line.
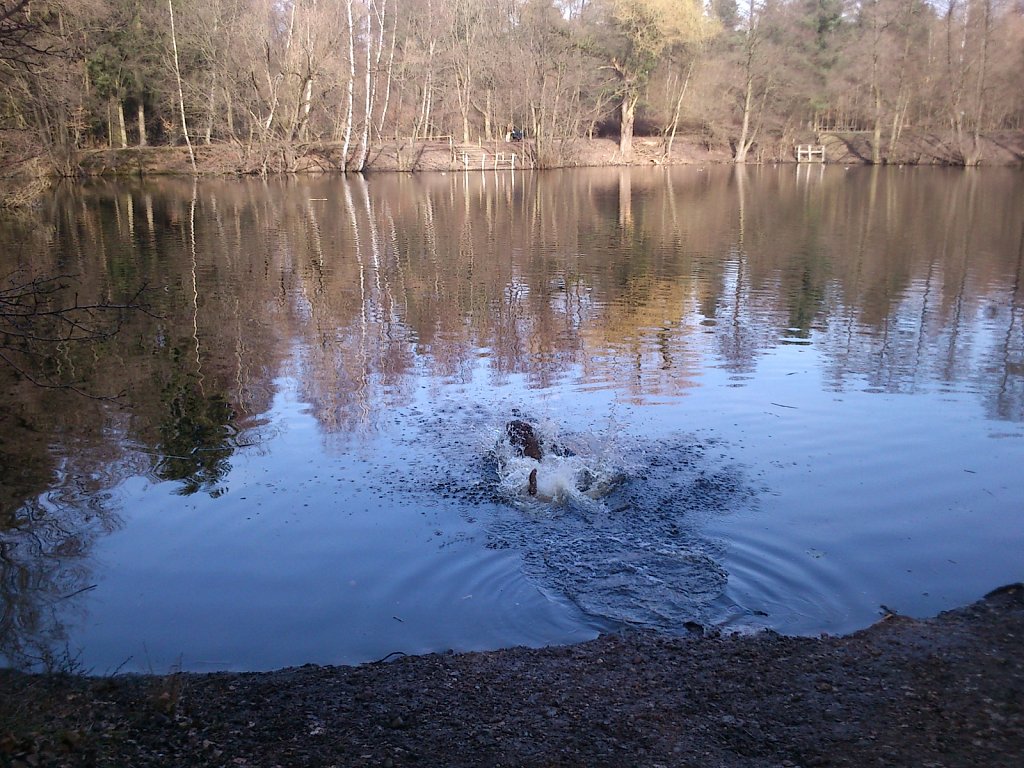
[168, 0, 197, 173]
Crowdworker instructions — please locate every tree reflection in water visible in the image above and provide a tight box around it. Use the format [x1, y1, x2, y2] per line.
[0, 167, 1021, 667]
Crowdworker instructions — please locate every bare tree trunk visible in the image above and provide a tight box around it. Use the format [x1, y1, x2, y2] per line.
[376, 12, 397, 136]
[341, 0, 356, 169]
[352, 0, 378, 172]
[946, 0, 968, 162]
[204, 79, 216, 144]
[965, 0, 991, 166]
[486, 89, 493, 141]
[871, 89, 883, 165]
[735, 74, 754, 163]
[292, 7, 317, 142]
[619, 90, 637, 156]
[870, 1, 883, 165]
[886, 0, 916, 161]
[264, 3, 296, 137]
[665, 59, 694, 158]
[414, 39, 436, 140]
[225, 87, 235, 140]
[735, 0, 761, 164]
[137, 101, 147, 147]
[169, 0, 197, 174]
[292, 73, 313, 141]
[116, 98, 128, 149]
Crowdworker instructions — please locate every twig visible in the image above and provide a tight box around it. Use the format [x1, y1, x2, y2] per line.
[372, 651, 407, 664]
[55, 584, 98, 602]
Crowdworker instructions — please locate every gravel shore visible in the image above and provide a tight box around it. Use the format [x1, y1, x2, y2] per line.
[2, 584, 1022, 767]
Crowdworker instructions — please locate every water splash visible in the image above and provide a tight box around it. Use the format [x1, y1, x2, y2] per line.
[490, 415, 634, 510]
[388, 402, 756, 633]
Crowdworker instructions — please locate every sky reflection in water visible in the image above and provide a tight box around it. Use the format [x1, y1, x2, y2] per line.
[1, 166, 1022, 672]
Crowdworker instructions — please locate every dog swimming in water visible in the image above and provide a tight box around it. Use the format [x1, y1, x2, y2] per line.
[502, 417, 624, 503]
[506, 419, 542, 461]
[507, 419, 542, 495]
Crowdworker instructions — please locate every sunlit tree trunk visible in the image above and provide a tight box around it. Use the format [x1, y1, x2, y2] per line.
[137, 101, 147, 147]
[414, 38, 437, 140]
[168, 0, 196, 174]
[665, 59, 694, 158]
[203, 79, 216, 145]
[376, 12, 397, 136]
[291, 3, 318, 143]
[734, 1, 760, 164]
[341, 0, 356, 168]
[734, 70, 754, 163]
[352, 3, 373, 171]
[619, 90, 638, 156]
[224, 87, 234, 139]
[116, 98, 128, 148]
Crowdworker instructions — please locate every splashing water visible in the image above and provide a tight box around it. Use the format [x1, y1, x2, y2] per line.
[490, 417, 633, 510]
[387, 403, 756, 633]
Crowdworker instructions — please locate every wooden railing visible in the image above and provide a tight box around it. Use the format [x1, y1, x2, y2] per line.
[795, 145, 826, 163]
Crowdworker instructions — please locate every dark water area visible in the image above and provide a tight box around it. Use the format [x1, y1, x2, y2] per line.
[1, 166, 1022, 672]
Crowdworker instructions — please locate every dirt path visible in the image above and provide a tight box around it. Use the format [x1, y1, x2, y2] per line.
[2, 584, 1022, 767]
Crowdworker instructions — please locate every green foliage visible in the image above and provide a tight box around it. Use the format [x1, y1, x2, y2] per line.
[85, 1, 164, 105]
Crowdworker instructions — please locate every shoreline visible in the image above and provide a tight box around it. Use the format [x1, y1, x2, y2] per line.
[2, 584, 1022, 766]
[71, 132, 1024, 176]
[2, 133, 1021, 209]
[3, 131, 1022, 181]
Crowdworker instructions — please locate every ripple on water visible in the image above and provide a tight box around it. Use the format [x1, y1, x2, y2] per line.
[715, 526, 862, 635]
[391, 403, 758, 633]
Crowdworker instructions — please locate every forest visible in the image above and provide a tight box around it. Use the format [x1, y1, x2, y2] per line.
[0, 0, 1022, 174]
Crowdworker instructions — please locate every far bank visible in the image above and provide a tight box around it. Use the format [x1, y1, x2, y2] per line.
[2, 131, 1022, 209]
[66, 131, 1024, 176]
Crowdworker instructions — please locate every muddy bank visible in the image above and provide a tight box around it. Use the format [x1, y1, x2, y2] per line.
[23, 130, 1024, 181]
[2, 585, 1022, 767]
[64, 136, 729, 176]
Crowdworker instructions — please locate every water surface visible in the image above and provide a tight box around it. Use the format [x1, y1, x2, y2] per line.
[1, 166, 1022, 672]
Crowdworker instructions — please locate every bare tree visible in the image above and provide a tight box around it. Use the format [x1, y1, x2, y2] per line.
[599, 0, 711, 156]
[168, 0, 197, 173]
[0, 271, 150, 396]
[733, 0, 766, 163]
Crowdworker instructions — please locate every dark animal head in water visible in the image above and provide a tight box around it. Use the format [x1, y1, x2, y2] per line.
[507, 419, 543, 461]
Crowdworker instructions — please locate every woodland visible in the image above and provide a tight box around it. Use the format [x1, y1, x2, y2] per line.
[0, 0, 1022, 176]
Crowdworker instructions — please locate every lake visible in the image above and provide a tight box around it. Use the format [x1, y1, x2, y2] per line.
[1, 165, 1022, 673]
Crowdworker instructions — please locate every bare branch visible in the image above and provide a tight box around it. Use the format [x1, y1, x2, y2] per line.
[0, 272, 157, 399]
